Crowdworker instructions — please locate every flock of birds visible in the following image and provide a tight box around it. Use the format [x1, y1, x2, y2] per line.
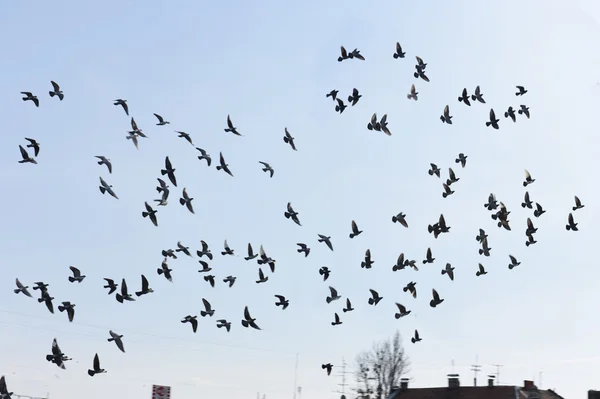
[1, 41, 587, 396]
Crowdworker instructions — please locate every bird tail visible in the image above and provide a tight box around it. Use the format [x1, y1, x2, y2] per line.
[360, 262, 365, 268]
[518, 110, 523, 114]
[411, 338, 416, 343]
[504, 112, 509, 118]
[471, 95, 476, 101]
[135, 291, 143, 297]
[142, 211, 148, 218]
[413, 72, 419, 78]
[157, 268, 164, 275]
[284, 212, 290, 219]
[349, 233, 354, 238]
[368, 298, 374, 305]
[116, 294, 123, 303]
[88, 370, 95, 377]
[442, 193, 447, 198]
[440, 116, 445, 122]
[224, 128, 231, 132]
[347, 96, 353, 102]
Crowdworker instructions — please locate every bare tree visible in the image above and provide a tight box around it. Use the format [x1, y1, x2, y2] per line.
[353, 330, 410, 399]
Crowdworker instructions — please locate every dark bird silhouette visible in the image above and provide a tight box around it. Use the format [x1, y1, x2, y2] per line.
[241, 306, 261, 330]
[175, 242, 192, 257]
[350, 48, 365, 60]
[403, 282, 417, 298]
[221, 239, 234, 256]
[274, 295, 289, 310]
[526, 217, 538, 236]
[525, 233, 537, 247]
[99, 177, 118, 199]
[244, 243, 258, 261]
[440, 105, 452, 124]
[446, 168, 459, 185]
[335, 98, 347, 114]
[33, 281, 49, 294]
[395, 303, 411, 319]
[161, 156, 178, 187]
[284, 202, 302, 226]
[326, 90, 339, 101]
[471, 85, 486, 103]
[87, 353, 106, 377]
[21, 91, 39, 107]
[331, 313, 342, 326]
[393, 42, 406, 58]
[135, 274, 153, 296]
[484, 193, 498, 210]
[479, 236, 492, 257]
[223, 275, 236, 287]
[326, 286, 341, 303]
[515, 85, 528, 96]
[46, 338, 70, 369]
[573, 196, 584, 211]
[429, 288, 444, 307]
[197, 240, 213, 260]
[296, 243, 310, 257]
[423, 247, 435, 264]
[174, 131, 194, 145]
[216, 152, 234, 177]
[533, 202, 546, 218]
[24, 138, 40, 157]
[441, 264, 455, 281]
[204, 274, 215, 287]
[113, 99, 128, 115]
[523, 169, 535, 187]
[442, 183, 454, 198]
[115, 278, 135, 303]
[505, 106, 517, 122]
[522, 191, 533, 209]
[566, 213, 578, 231]
[322, 363, 333, 375]
[259, 161, 274, 178]
[475, 228, 488, 243]
[411, 329, 422, 343]
[283, 127, 297, 151]
[224, 114, 242, 136]
[455, 153, 467, 168]
[95, 156, 112, 173]
[343, 298, 354, 313]
[518, 104, 530, 118]
[103, 278, 118, 295]
[179, 188, 195, 214]
[153, 113, 170, 126]
[392, 212, 408, 228]
[58, 301, 76, 322]
[367, 113, 381, 131]
[319, 266, 330, 281]
[181, 315, 198, 333]
[486, 108, 499, 129]
[142, 202, 158, 227]
[392, 253, 407, 272]
[49, 81, 64, 100]
[367, 289, 382, 306]
[38, 292, 54, 314]
[349, 220, 363, 238]
[361, 249, 374, 269]
[157, 259, 173, 282]
[217, 319, 231, 332]
[201, 298, 215, 317]
[14, 278, 32, 297]
[508, 255, 521, 269]
[256, 268, 269, 284]
[162, 249, 177, 259]
[347, 88, 362, 106]
[428, 163, 441, 178]
[458, 88, 471, 106]
[338, 45, 349, 62]
[18, 145, 37, 164]
[196, 147, 211, 165]
[407, 84, 418, 101]
[318, 234, 334, 251]
[378, 114, 392, 135]
[68, 266, 85, 283]
[476, 263, 487, 276]
[108, 330, 125, 353]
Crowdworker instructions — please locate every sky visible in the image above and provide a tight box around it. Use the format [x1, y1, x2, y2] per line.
[1, 0, 599, 398]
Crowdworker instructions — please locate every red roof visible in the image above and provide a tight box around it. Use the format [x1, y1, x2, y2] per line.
[389, 386, 564, 399]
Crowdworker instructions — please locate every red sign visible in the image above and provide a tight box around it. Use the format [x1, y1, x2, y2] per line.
[152, 385, 171, 399]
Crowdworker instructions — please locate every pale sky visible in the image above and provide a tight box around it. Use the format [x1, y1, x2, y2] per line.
[1, 1, 599, 398]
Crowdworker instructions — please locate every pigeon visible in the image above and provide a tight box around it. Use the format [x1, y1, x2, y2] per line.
[523, 169, 535, 187]
[318, 234, 334, 251]
[95, 156, 112, 173]
[525, 233, 537, 247]
[24, 138, 40, 157]
[455, 153, 467, 168]
[566, 213, 578, 231]
[256, 246, 276, 272]
[441, 264, 455, 281]
[533, 202, 546, 218]
[221, 240, 234, 256]
[217, 319, 231, 332]
[367, 289, 382, 306]
[87, 354, 106, 377]
[156, 178, 170, 195]
[224, 114, 241, 136]
[108, 330, 125, 353]
[162, 249, 177, 259]
[99, 177, 119, 199]
[197, 240, 213, 260]
[515, 85, 528, 96]
[256, 268, 269, 284]
[379, 114, 392, 136]
[115, 278, 135, 303]
[129, 117, 145, 136]
[135, 274, 154, 296]
[103, 278, 118, 295]
[181, 315, 198, 333]
[326, 286, 341, 304]
[403, 282, 417, 298]
[517, 104, 530, 118]
[161, 156, 178, 187]
[244, 243, 258, 260]
[413, 59, 430, 81]
[68, 266, 85, 283]
[440, 105, 453, 124]
[241, 306, 261, 330]
[407, 84, 418, 101]
[411, 330, 422, 343]
[335, 98, 347, 114]
[322, 363, 333, 376]
[33, 281, 49, 294]
[216, 152, 234, 177]
[508, 255, 521, 269]
[157, 258, 173, 282]
[142, 202, 158, 226]
[486, 109, 500, 129]
[347, 88, 362, 106]
[505, 106, 517, 122]
[274, 295, 289, 310]
[415, 56, 427, 70]
[476, 263, 487, 276]
[49, 81, 64, 100]
[0, 375, 12, 398]
[18, 145, 37, 164]
[223, 276, 236, 287]
[173, 242, 192, 258]
[326, 90, 339, 101]
[113, 99, 128, 115]
[283, 127, 297, 151]
[284, 202, 302, 226]
[201, 298, 215, 317]
[39, 292, 54, 313]
[394, 303, 411, 319]
[153, 113, 170, 126]
[484, 193, 498, 210]
[204, 275, 215, 287]
[21, 92, 39, 107]
[125, 131, 140, 149]
[428, 163, 441, 178]
[429, 288, 444, 307]
[179, 188, 195, 214]
[46, 338, 70, 369]
[196, 147, 211, 165]
[526, 217, 538, 236]
[458, 88, 471, 106]
[350, 48, 365, 60]
[337, 46, 349, 61]
[349, 220, 362, 238]
[392, 212, 408, 228]
[442, 183, 454, 198]
[423, 247, 435, 264]
[361, 249, 374, 269]
[198, 262, 212, 273]
[342, 298, 354, 313]
[175, 131, 194, 145]
[479, 237, 492, 257]
[259, 161, 274, 178]
[331, 313, 342, 326]
[367, 113, 381, 131]
[58, 301, 76, 322]
[471, 86, 486, 103]
[319, 266, 330, 281]
[392, 253, 406, 272]
[475, 228, 488, 243]
[393, 42, 406, 58]
[296, 243, 310, 257]
[14, 278, 32, 297]
[522, 192, 533, 209]
[573, 196, 584, 211]
[446, 168, 459, 185]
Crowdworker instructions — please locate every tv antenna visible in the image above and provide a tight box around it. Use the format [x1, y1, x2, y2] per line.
[470, 354, 481, 386]
[333, 357, 351, 396]
[492, 364, 504, 384]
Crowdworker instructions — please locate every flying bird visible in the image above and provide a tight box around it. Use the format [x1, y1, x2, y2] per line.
[458, 88, 471, 106]
[179, 188, 195, 214]
[157, 258, 173, 282]
[113, 99, 128, 115]
[347, 88, 362, 106]
[201, 298, 215, 317]
[99, 177, 118, 199]
[95, 156, 112, 173]
[515, 85, 528, 96]
[367, 113, 381, 131]
[411, 330, 422, 343]
[326, 90, 339, 101]
[335, 98, 347, 114]
[428, 163, 441, 178]
[68, 266, 85, 283]
[135, 274, 154, 296]
[256, 268, 269, 284]
[38, 292, 54, 314]
[573, 196, 584, 211]
[331, 313, 342, 326]
[505, 106, 517, 122]
[259, 161, 274, 178]
[367, 289, 382, 306]
[18, 145, 37, 164]
[196, 147, 211, 165]
[24, 138, 40, 157]
[161, 156, 178, 186]
[440, 105, 452, 124]
[153, 113, 170, 126]
[14, 278, 32, 297]
[471, 86, 486, 103]
[338, 45, 349, 62]
[224, 115, 242, 136]
[244, 243, 258, 261]
[142, 202, 158, 226]
[476, 263, 487, 276]
[181, 315, 198, 333]
[296, 243, 310, 257]
[176, 131, 194, 145]
[326, 286, 341, 304]
[115, 278, 135, 303]
[508, 255, 521, 269]
[223, 276, 236, 287]
[49, 81, 64, 100]
[217, 319, 231, 332]
[58, 301, 76, 322]
[274, 295, 289, 310]
[566, 213, 578, 231]
[319, 266, 330, 281]
[204, 274, 215, 287]
[221, 240, 234, 256]
[392, 212, 408, 227]
[455, 153, 467, 168]
[403, 282, 417, 298]
[103, 278, 118, 295]
[533, 202, 546, 218]
[197, 240, 213, 260]
[349, 220, 362, 238]
[393, 42, 406, 59]
[442, 183, 454, 198]
[394, 303, 411, 319]
[216, 152, 234, 177]
[87, 354, 106, 377]
[523, 169, 535, 187]
[21, 91, 39, 107]
[343, 298, 354, 313]
[429, 288, 444, 307]
[521, 191, 533, 209]
[283, 127, 297, 151]
[407, 84, 418, 101]
[518, 104, 530, 118]
[486, 109, 500, 129]
[108, 330, 125, 353]
[318, 234, 334, 251]
[441, 263, 455, 281]
[423, 247, 435, 264]
[241, 306, 261, 330]
[361, 249, 374, 269]
[322, 363, 333, 375]
[284, 202, 302, 226]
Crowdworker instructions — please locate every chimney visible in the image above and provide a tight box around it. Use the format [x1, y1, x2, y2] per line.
[487, 375, 495, 388]
[523, 380, 535, 391]
[400, 378, 409, 390]
[447, 374, 460, 389]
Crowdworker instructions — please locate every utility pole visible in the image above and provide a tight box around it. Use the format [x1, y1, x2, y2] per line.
[470, 355, 481, 387]
[492, 364, 504, 385]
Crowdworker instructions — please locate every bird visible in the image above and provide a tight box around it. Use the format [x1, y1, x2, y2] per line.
[342, 298, 354, 313]
[440, 105, 452, 124]
[428, 163, 441, 178]
[98, 177, 118, 199]
[135, 274, 153, 297]
[411, 330, 422, 344]
[174, 242, 192, 257]
[244, 243, 258, 260]
[517, 104, 530, 118]
[21, 91, 39, 107]
[198, 261, 212, 273]
[217, 319, 231, 332]
[394, 303, 411, 319]
[415, 56, 427, 70]
[479, 236, 492, 257]
[522, 191, 533, 209]
[455, 153, 467, 168]
[142, 202, 158, 227]
[296, 243, 310, 257]
[368, 289, 382, 306]
[441, 264, 455, 281]
[392, 212, 408, 227]
[88, 354, 106, 377]
[393, 42, 405, 58]
[486, 108, 500, 129]
[108, 330, 125, 353]
[318, 234, 334, 251]
[566, 213, 578, 231]
[256, 268, 269, 284]
[403, 282, 417, 298]
[259, 161, 274, 178]
[475, 228, 488, 243]
[446, 168, 459, 185]
[423, 247, 435, 264]
[326, 90, 339, 101]
[508, 255, 521, 269]
[367, 113, 381, 131]
[335, 98, 347, 114]
[322, 363, 333, 376]
[46, 338, 69, 369]
[58, 301, 75, 322]
[407, 84, 418, 101]
[515, 85, 528, 96]
[113, 99, 128, 115]
[476, 263, 487, 276]
[0, 375, 13, 398]
[319, 266, 331, 281]
[103, 278, 118, 295]
[331, 313, 342, 326]
[223, 275, 236, 287]
[24, 138, 40, 157]
[216, 152, 234, 177]
[204, 275, 215, 287]
[361, 249, 374, 269]
[125, 131, 140, 149]
[49, 81, 64, 100]
[18, 145, 37, 164]
[157, 258, 173, 282]
[349, 220, 362, 238]
[274, 295, 289, 310]
[153, 113, 170, 126]
[38, 292, 55, 314]
[221, 240, 234, 256]
[115, 278, 135, 303]
[161, 156, 178, 186]
[533, 202, 546, 218]
[484, 193, 498, 210]
[181, 315, 198, 333]
[392, 253, 406, 272]
[197, 240, 213, 260]
[175, 131, 194, 146]
[283, 127, 297, 151]
[471, 85, 486, 103]
[442, 183, 454, 198]
[326, 286, 341, 303]
[505, 106, 517, 122]
[523, 169, 535, 187]
[179, 188, 195, 214]
[33, 281, 49, 294]
[429, 288, 444, 307]
[284, 202, 302, 226]
[458, 88, 471, 106]
[338, 46, 349, 62]
[379, 114, 392, 135]
[573, 196, 584, 211]
[350, 48, 365, 60]
[201, 298, 215, 317]
[14, 278, 32, 297]
[526, 217, 538, 236]
[224, 114, 241, 136]
[347, 88, 362, 106]
[68, 266, 85, 283]
[196, 147, 211, 165]
[129, 117, 145, 136]
[95, 156, 112, 173]
[162, 249, 177, 259]
[241, 306, 261, 330]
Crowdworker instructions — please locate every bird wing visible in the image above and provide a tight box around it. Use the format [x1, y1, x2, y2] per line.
[509, 255, 516, 264]
[432, 289, 440, 301]
[219, 152, 226, 165]
[490, 108, 496, 120]
[370, 113, 377, 125]
[165, 156, 172, 170]
[329, 286, 338, 297]
[121, 278, 128, 295]
[351, 220, 358, 233]
[227, 114, 233, 129]
[527, 217, 533, 229]
[202, 298, 211, 311]
[411, 84, 416, 95]
[141, 274, 149, 290]
[574, 195, 581, 206]
[93, 353, 100, 370]
[243, 306, 252, 320]
[475, 86, 481, 95]
[568, 213, 574, 224]
[369, 288, 377, 297]
[69, 266, 80, 277]
[51, 81, 60, 91]
[396, 303, 406, 313]
[444, 105, 449, 117]
[154, 113, 164, 123]
[524, 169, 531, 179]
[19, 145, 29, 159]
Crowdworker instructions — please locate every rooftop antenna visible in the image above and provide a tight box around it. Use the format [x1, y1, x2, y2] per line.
[333, 357, 351, 396]
[470, 354, 481, 387]
[451, 359, 455, 373]
[293, 353, 299, 399]
[492, 364, 503, 385]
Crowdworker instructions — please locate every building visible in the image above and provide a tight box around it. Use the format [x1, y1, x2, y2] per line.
[386, 374, 565, 399]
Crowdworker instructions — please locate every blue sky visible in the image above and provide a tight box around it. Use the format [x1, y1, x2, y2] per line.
[1, 0, 599, 398]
